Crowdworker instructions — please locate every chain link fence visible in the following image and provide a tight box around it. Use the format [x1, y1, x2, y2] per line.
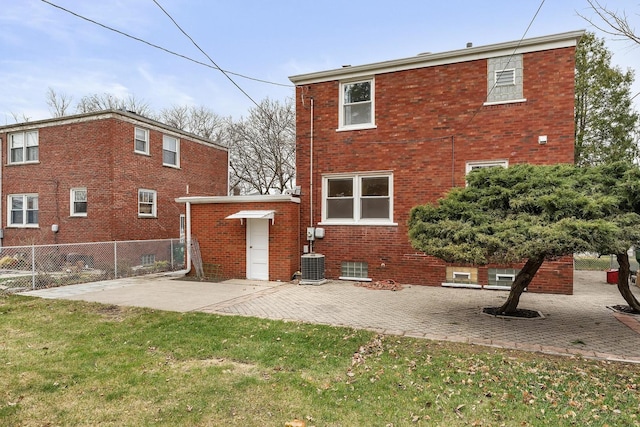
[0, 239, 185, 294]
[574, 252, 639, 271]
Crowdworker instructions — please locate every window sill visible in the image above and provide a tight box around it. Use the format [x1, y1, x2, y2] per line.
[163, 164, 181, 169]
[138, 215, 157, 219]
[441, 282, 482, 289]
[134, 151, 151, 156]
[69, 214, 88, 218]
[6, 161, 40, 166]
[339, 276, 372, 282]
[483, 98, 527, 106]
[336, 124, 377, 132]
[318, 221, 398, 227]
[6, 225, 39, 229]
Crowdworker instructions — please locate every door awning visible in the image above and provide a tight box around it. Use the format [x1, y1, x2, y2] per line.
[225, 210, 276, 224]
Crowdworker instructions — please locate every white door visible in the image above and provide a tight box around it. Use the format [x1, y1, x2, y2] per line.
[246, 219, 269, 280]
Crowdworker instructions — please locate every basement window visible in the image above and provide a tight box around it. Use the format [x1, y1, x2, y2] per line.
[442, 266, 480, 289]
[340, 261, 370, 281]
[487, 268, 520, 290]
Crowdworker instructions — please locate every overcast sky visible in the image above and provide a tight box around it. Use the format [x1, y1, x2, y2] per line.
[1, 0, 639, 124]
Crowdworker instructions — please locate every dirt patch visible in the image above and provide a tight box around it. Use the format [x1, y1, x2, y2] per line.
[355, 279, 403, 291]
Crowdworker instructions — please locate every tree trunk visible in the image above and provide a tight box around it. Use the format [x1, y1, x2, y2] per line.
[616, 252, 640, 313]
[496, 255, 546, 315]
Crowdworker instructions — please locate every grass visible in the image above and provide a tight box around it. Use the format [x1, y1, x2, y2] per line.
[1, 296, 639, 426]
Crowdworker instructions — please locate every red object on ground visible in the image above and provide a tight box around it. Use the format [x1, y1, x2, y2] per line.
[606, 269, 619, 284]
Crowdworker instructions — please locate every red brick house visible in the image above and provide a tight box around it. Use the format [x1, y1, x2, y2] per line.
[288, 30, 584, 294]
[0, 109, 228, 247]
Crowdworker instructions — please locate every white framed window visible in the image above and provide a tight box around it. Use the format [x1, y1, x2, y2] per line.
[9, 130, 39, 164]
[8, 194, 39, 227]
[70, 188, 87, 217]
[339, 78, 375, 130]
[134, 127, 149, 155]
[465, 160, 508, 175]
[162, 135, 180, 167]
[487, 268, 521, 290]
[138, 189, 157, 217]
[442, 266, 480, 288]
[322, 172, 393, 225]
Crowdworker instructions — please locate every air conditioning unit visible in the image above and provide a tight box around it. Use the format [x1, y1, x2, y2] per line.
[300, 253, 326, 285]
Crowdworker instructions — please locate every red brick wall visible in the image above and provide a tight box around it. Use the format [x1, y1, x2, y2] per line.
[295, 47, 576, 294]
[190, 200, 301, 281]
[1, 113, 228, 246]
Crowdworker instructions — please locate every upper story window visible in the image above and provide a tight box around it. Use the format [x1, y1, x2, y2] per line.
[134, 127, 149, 155]
[70, 188, 87, 217]
[8, 194, 39, 227]
[162, 135, 180, 168]
[485, 55, 525, 105]
[322, 172, 393, 225]
[466, 160, 508, 174]
[339, 78, 375, 130]
[9, 130, 39, 164]
[138, 189, 157, 217]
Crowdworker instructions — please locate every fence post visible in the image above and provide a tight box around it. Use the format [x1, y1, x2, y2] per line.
[170, 239, 174, 269]
[31, 245, 36, 290]
[114, 241, 118, 279]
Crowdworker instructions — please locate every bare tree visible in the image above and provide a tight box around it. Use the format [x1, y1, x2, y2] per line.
[580, 0, 640, 45]
[227, 98, 295, 195]
[157, 105, 226, 142]
[75, 93, 153, 116]
[45, 87, 73, 118]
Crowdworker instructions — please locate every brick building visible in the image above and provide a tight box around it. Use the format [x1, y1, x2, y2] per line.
[0, 109, 228, 247]
[289, 30, 584, 294]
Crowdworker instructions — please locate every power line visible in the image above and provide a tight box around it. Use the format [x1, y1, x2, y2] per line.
[458, 0, 547, 133]
[39, 0, 293, 89]
[150, 0, 260, 108]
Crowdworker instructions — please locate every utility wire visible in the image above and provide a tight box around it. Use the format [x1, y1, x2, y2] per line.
[150, 0, 261, 108]
[459, 0, 547, 133]
[39, 0, 293, 89]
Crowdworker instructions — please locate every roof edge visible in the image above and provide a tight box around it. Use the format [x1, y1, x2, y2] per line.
[289, 30, 585, 85]
[175, 195, 301, 204]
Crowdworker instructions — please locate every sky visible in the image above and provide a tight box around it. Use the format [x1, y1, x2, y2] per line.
[1, 0, 639, 124]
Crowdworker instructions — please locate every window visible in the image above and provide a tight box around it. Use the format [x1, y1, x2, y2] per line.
[9, 130, 39, 164]
[323, 173, 392, 224]
[485, 55, 524, 104]
[443, 266, 480, 288]
[8, 194, 38, 227]
[70, 188, 87, 217]
[141, 254, 156, 265]
[465, 160, 508, 175]
[487, 268, 521, 289]
[339, 78, 375, 130]
[138, 189, 157, 217]
[340, 261, 369, 281]
[134, 127, 149, 154]
[163, 135, 179, 167]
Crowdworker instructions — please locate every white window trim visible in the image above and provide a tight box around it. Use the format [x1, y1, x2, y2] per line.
[8, 193, 39, 228]
[320, 172, 395, 226]
[337, 77, 376, 131]
[162, 135, 180, 168]
[138, 189, 157, 218]
[134, 127, 150, 155]
[8, 130, 39, 165]
[465, 160, 509, 174]
[70, 187, 88, 217]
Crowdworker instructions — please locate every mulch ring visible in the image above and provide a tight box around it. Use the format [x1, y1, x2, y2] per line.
[355, 279, 403, 291]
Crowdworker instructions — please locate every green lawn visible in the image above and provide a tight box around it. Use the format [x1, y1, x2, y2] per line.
[1, 295, 639, 426]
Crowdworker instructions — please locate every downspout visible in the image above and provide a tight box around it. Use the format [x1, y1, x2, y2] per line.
[309, 97, 314, 253]
[172, 201, 192, 276]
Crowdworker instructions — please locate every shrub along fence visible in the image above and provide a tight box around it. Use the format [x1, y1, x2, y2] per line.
[0, 239, 185, 293]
